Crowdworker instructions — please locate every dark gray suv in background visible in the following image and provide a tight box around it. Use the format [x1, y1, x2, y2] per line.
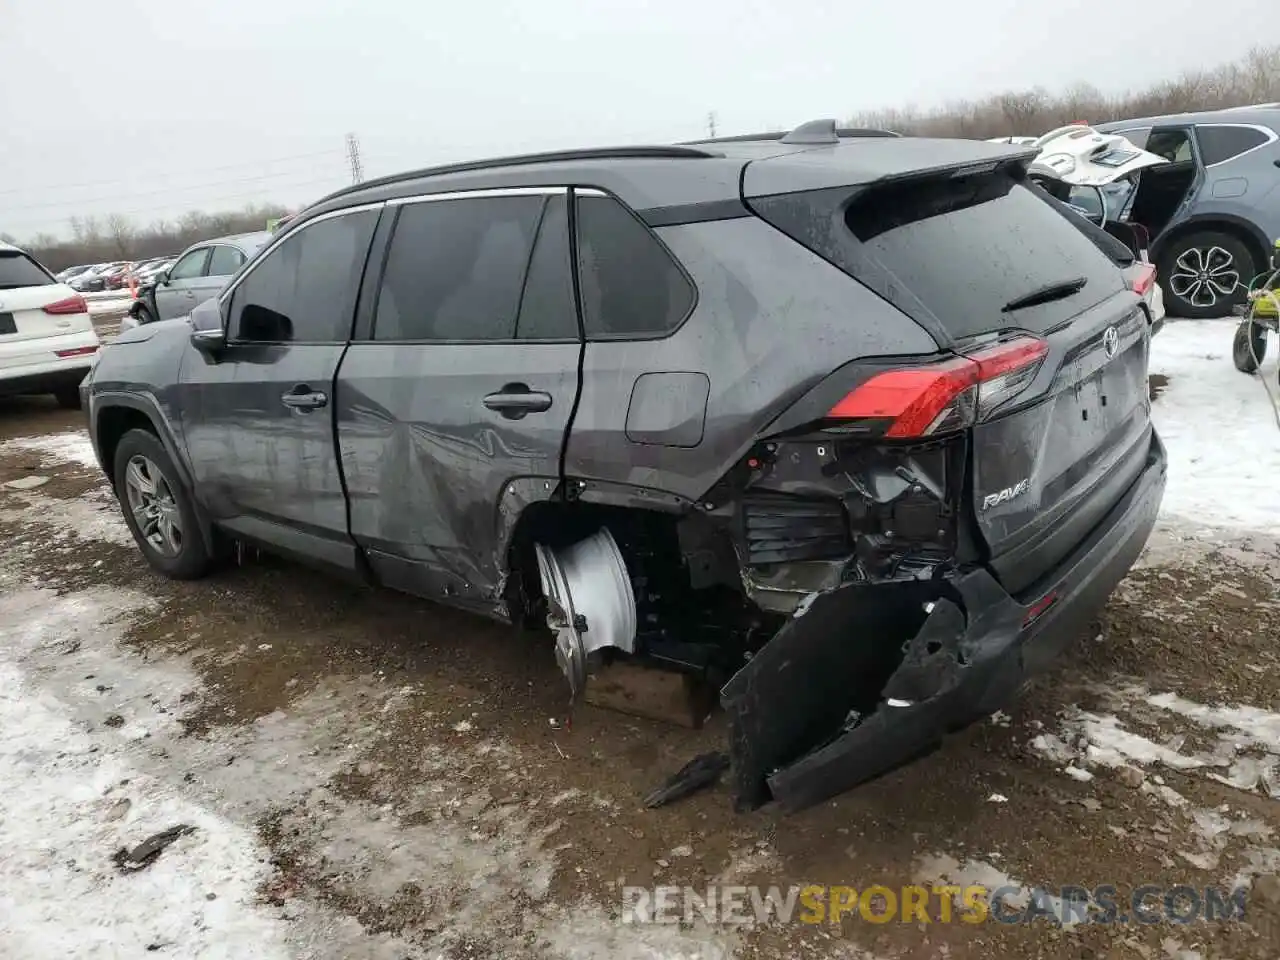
[83, 120, 1167, 812]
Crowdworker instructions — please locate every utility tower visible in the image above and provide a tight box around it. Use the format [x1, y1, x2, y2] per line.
[707, 112, 718, 138]
[345, 133, 364, 184]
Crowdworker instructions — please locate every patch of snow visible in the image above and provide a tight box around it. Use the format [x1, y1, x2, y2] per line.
[0, 430, 100, 470]
[1149, 319, 1280, 536]
[0, 587, 297, 958]
[914, 852, 1088, 929]
[0, 489, 130, 547]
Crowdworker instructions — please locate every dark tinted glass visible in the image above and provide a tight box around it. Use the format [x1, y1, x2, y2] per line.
[576, 194, 694, 338]
[1197, 125, 1270, 165]
[231, 210, 376, 343]
[375, 196, 543, 341]
[516, 196, 577, 340]
[207, 245, 245, 277]
[0, 252, 53, 288]
[846, 172, 1124, 339]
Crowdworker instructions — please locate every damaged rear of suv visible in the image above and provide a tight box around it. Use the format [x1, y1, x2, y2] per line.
[85, 120, 1166, 815]
[530, 124, 1166, 812]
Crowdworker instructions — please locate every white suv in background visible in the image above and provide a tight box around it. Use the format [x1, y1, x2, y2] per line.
[0, 241, 100, 408]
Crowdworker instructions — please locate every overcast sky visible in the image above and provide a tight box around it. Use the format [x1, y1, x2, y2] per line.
[0, 0, 1263, 241]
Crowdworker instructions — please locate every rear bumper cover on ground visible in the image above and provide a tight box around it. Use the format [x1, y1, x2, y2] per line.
[722, 429, 1168, 813]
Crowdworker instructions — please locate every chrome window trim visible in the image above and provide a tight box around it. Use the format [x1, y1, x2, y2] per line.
[389, 186, 569, 206]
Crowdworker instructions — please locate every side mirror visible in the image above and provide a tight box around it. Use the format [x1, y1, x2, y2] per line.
[156, 271, 170, 285]
[190, 326, 226, 356]
[189, 298, 227, 356]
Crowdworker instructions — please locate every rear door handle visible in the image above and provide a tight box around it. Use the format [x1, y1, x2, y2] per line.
[482, 384, 553, 419]
[281, 385, 328, 411]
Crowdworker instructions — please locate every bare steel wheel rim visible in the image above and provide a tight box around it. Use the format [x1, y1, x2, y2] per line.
[124, 454, 182, 557]
[1168, 245, 1240, 309]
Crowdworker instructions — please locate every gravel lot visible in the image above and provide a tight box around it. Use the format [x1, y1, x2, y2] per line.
[1, 318, 1278, 959]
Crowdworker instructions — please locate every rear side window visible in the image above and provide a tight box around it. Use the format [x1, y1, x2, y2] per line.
[1196, 125, 1272, 165]
[575, 194, 695, 339]
[374, 196, 543, 341]
[230, 210, 377, 343]
[845, 172, 1125, 339]
[207, 245, 246, 277]
[0, 252, 53, 288]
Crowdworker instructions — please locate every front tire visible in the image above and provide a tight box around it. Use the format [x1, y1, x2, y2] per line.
[113, 428, 211, 580]
[1159, 231, 1256, 319]
[132, 304, 155, 327]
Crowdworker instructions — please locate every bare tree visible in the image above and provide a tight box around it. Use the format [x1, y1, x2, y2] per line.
[106, 213, 136, 259]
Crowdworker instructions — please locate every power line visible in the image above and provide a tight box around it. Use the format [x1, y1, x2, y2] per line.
[1, 164, 348, 214]
[0, 149, 347, 198]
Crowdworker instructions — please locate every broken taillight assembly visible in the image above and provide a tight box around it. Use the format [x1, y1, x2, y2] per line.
[825, 335, 1050, 438]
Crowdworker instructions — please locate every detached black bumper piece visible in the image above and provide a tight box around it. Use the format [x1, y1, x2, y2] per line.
[722, 431, 1167, 813]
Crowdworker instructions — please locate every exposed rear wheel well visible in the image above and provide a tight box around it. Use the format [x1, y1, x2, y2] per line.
[503, 499, 761, 660]
[95, 406, 159, 487]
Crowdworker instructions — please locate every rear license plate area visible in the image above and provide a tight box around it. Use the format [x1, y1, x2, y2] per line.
[0, 312, 16, 335]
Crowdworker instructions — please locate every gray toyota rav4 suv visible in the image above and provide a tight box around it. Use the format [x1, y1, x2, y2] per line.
[83, 120, 1167, 812]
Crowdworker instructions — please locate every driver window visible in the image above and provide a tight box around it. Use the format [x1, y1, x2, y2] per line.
[169, 249, 209, 281]
[228, 209, 377, 344]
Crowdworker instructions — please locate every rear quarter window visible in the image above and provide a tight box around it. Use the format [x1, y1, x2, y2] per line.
[844, 172, 1126, 340]
[0, 252, 54, 289]
[1196, 124, 1274, 165]
[575, 194, 696, 339]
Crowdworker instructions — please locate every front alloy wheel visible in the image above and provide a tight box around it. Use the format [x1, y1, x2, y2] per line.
[124, 454, 183, 557]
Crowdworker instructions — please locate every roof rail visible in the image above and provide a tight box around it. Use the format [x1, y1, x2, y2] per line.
[685, 122, 901, 145]
[315, 145, 720, 206]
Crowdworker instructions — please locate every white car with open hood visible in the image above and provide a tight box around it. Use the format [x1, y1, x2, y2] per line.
[0, 241, 100, 408]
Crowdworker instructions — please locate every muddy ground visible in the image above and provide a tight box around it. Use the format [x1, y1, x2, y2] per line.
[2, 336, 1279, 959]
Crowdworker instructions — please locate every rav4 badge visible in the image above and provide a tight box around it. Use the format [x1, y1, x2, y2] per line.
[982, 478, 1030, 511]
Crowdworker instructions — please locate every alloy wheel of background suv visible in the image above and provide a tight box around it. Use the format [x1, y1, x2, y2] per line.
[1159, 230, 1256, 319]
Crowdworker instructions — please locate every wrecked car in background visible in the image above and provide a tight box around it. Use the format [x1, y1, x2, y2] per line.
[82, 120, 1167, 813]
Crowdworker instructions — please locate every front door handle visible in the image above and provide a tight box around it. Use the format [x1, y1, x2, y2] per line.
[482, 383, 553, 420]
[281, 385, 328, 412]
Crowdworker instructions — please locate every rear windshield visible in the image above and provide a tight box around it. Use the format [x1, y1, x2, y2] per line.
[844, 171, 1124, 339]
[0, 251, 54, 289]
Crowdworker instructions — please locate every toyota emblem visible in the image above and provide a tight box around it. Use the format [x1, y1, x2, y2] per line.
[1102, 325, 1120, 359]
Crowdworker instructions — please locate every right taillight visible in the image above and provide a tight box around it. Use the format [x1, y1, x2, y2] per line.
[826, 335, 1049, 439]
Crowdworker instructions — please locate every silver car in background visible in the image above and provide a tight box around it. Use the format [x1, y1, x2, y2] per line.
[123, 231, 271, 331]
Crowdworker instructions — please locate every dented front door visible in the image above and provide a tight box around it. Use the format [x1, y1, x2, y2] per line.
[336, 190, 583, 609]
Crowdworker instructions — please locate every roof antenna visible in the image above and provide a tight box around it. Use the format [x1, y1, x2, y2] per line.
[780, 118, 840, 145]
